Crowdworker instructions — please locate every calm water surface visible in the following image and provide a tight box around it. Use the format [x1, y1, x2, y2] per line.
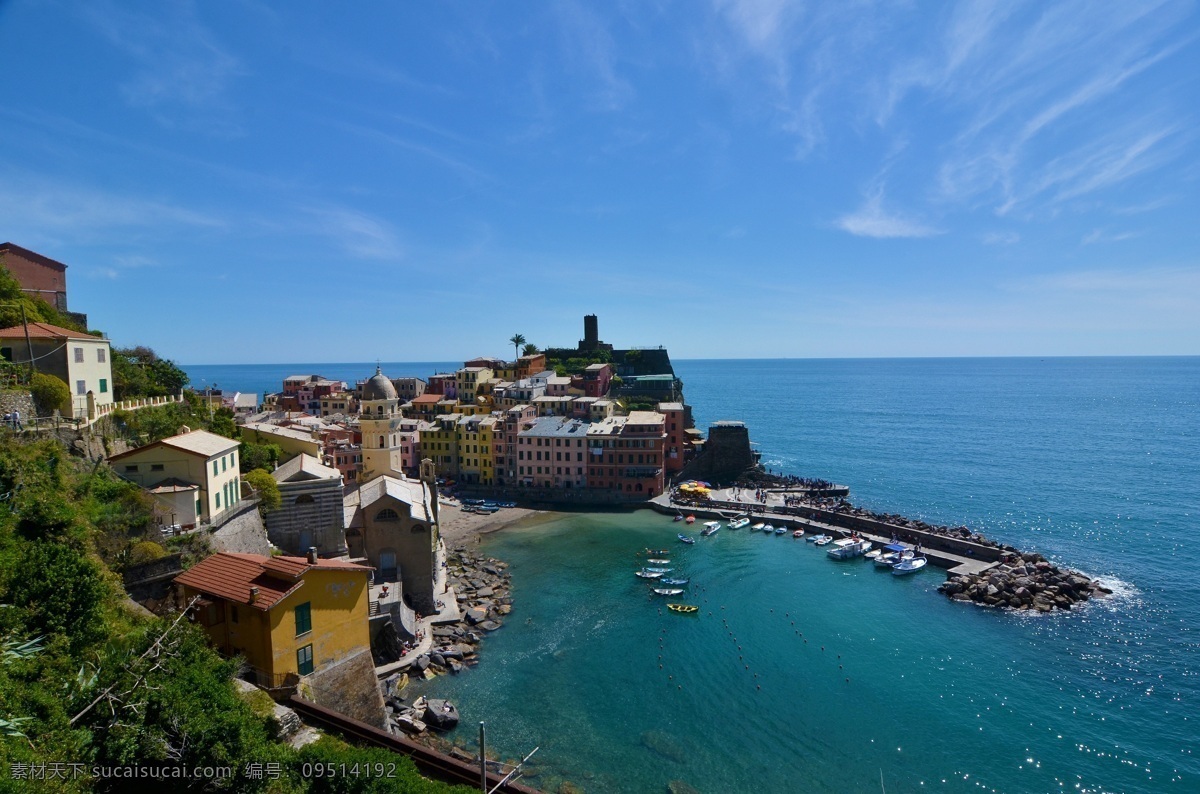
[414, 358, 1199, 793]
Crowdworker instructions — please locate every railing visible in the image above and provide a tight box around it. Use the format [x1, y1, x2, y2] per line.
[92, 392, 185, 424]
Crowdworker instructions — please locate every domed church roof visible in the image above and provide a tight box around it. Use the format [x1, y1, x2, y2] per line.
[362, 367, 398, 401]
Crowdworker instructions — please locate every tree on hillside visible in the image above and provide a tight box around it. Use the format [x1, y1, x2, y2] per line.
[509, 333, 526, 359]
[244, 468, 281, 513]
[521, 343, 539, 356]
[111, 346, 188, 401]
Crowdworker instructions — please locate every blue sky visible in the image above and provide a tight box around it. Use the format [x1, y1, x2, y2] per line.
[1, 1, 1197, 363]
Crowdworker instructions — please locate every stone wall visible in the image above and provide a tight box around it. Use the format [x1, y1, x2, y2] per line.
[675, 423, 758, 486]
[0, 391, 35, 422]
[210, 506, 271, 555]
[301, 649, 387, 729]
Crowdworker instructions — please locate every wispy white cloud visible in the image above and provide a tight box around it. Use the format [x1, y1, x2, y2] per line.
[982, 231, 1020, 245]
[553, 0, 634, 111]
[82, 1, 243, 133]
[0, 171, 224, 237]
[1082, 229, 1139, 245]
[835, 190, 941, 239]
[302, 206, 405, 261]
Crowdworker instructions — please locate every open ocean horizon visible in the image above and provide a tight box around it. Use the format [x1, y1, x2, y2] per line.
[189, 357, 1199, 793]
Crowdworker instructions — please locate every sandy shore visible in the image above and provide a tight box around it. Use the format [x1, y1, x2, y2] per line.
[436, 502, 549, 550]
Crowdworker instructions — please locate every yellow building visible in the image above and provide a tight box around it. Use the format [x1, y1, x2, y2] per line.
[456, 415, 497, 485]
[455, 366, 493, 406]
[240, 421, 321, 462]
[175, 551, 372, 688]
[419, 414, 461, 480]
[109, 429, 241, 526]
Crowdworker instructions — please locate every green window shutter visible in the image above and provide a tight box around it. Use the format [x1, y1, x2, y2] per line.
[99, 379, 108, 394]
[297, 644, 314, 675]
[295, 602, 312, 636]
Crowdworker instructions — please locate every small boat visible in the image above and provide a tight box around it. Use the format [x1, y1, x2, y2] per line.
[678, 534, 696, 545]
[673, 514, 684, 522]
[728, 517, 751, 530]
[751, 523, 766, 532]
[774, 526, 787, 535]
[666, 604, 699, 615]
[874, 544, 910, 568]
[635, 570, 665, 579]
[892, 556, 928, 575]
[813, 535, 833, 546]
[645, 549, 670, 555]
[653, 588, 685, 596]
[661, 577, 689, 586]
[827, 539, 872, 559]
[642, 567, 672, 573]
[805, 533, 820, 542]
[702, 520, 722, 533]
[685, 515, 696, 524]
[646, 558, 671, 564]
[762, 524, 775, 534]
[793, 529, 805, 539]
[864, 548, 880, 559]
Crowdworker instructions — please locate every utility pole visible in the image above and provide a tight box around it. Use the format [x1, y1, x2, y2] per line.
[479, 722, 487, 792]
[20, 304, 35, 378]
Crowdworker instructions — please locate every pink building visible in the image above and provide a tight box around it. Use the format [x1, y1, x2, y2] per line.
[516, 416, 589, 489]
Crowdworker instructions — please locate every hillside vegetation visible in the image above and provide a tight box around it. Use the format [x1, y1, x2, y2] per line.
[0, 432, 472, 793]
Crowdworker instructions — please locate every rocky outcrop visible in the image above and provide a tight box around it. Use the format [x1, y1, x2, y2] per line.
[938, 551, 1111, 612]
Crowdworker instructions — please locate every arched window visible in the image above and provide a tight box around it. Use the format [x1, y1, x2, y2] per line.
[378, 436, 385, 448]
[410, 523, 425, 534]
[295, 494, 315, 504]
[375, 508, 400, 522]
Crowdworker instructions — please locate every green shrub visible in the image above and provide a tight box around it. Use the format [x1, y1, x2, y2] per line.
[29, 372, 69, 415]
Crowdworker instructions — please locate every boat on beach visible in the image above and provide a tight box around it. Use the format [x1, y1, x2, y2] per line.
[678, 534, 696, 545]
[892, 556, 928, 575]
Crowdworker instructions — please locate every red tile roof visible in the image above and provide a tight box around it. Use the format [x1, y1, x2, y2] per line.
[174, 552, 370, 610]
[0, 321, 95, 340]
[411, 393, 442, 404]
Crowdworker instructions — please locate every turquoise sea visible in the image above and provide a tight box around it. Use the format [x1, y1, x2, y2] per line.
[190, 357, 1200, 793]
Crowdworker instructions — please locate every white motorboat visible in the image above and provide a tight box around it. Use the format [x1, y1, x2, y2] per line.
[728, 517, 751, 530]
[751, 523, 766, 532]
[702, 522, 721, 537]
[635, 570, 664, 579]
[653, 588, 685, 596]
[827, 538, 872, 559]
[892, 556, 928, 575]
[873, 544, 910, 567]
[762, 524, 775, 534]
[813, 535, 833, 546]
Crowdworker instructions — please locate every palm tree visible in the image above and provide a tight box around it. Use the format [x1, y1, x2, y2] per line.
[521, 343, 540, 356]
[509, 333, 526, 359]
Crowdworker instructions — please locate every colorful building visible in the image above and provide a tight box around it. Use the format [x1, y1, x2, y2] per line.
[110, 429, 242, 526]
[516, 416, 589, 489]
[657, 402, 690, 475]
[586, 411, 667, 496]
[0, 322, 113, 419]
[174, 551, 372, 688]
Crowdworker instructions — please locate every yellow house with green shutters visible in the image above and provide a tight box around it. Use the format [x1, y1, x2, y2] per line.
[174, 551, 372, 688]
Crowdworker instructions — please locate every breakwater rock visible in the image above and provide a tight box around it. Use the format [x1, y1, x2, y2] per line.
[938, 551, 1111, 612]
[414, 550, 512, 682]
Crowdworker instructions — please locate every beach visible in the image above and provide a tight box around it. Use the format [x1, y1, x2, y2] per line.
[436, 502, 547, 550]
